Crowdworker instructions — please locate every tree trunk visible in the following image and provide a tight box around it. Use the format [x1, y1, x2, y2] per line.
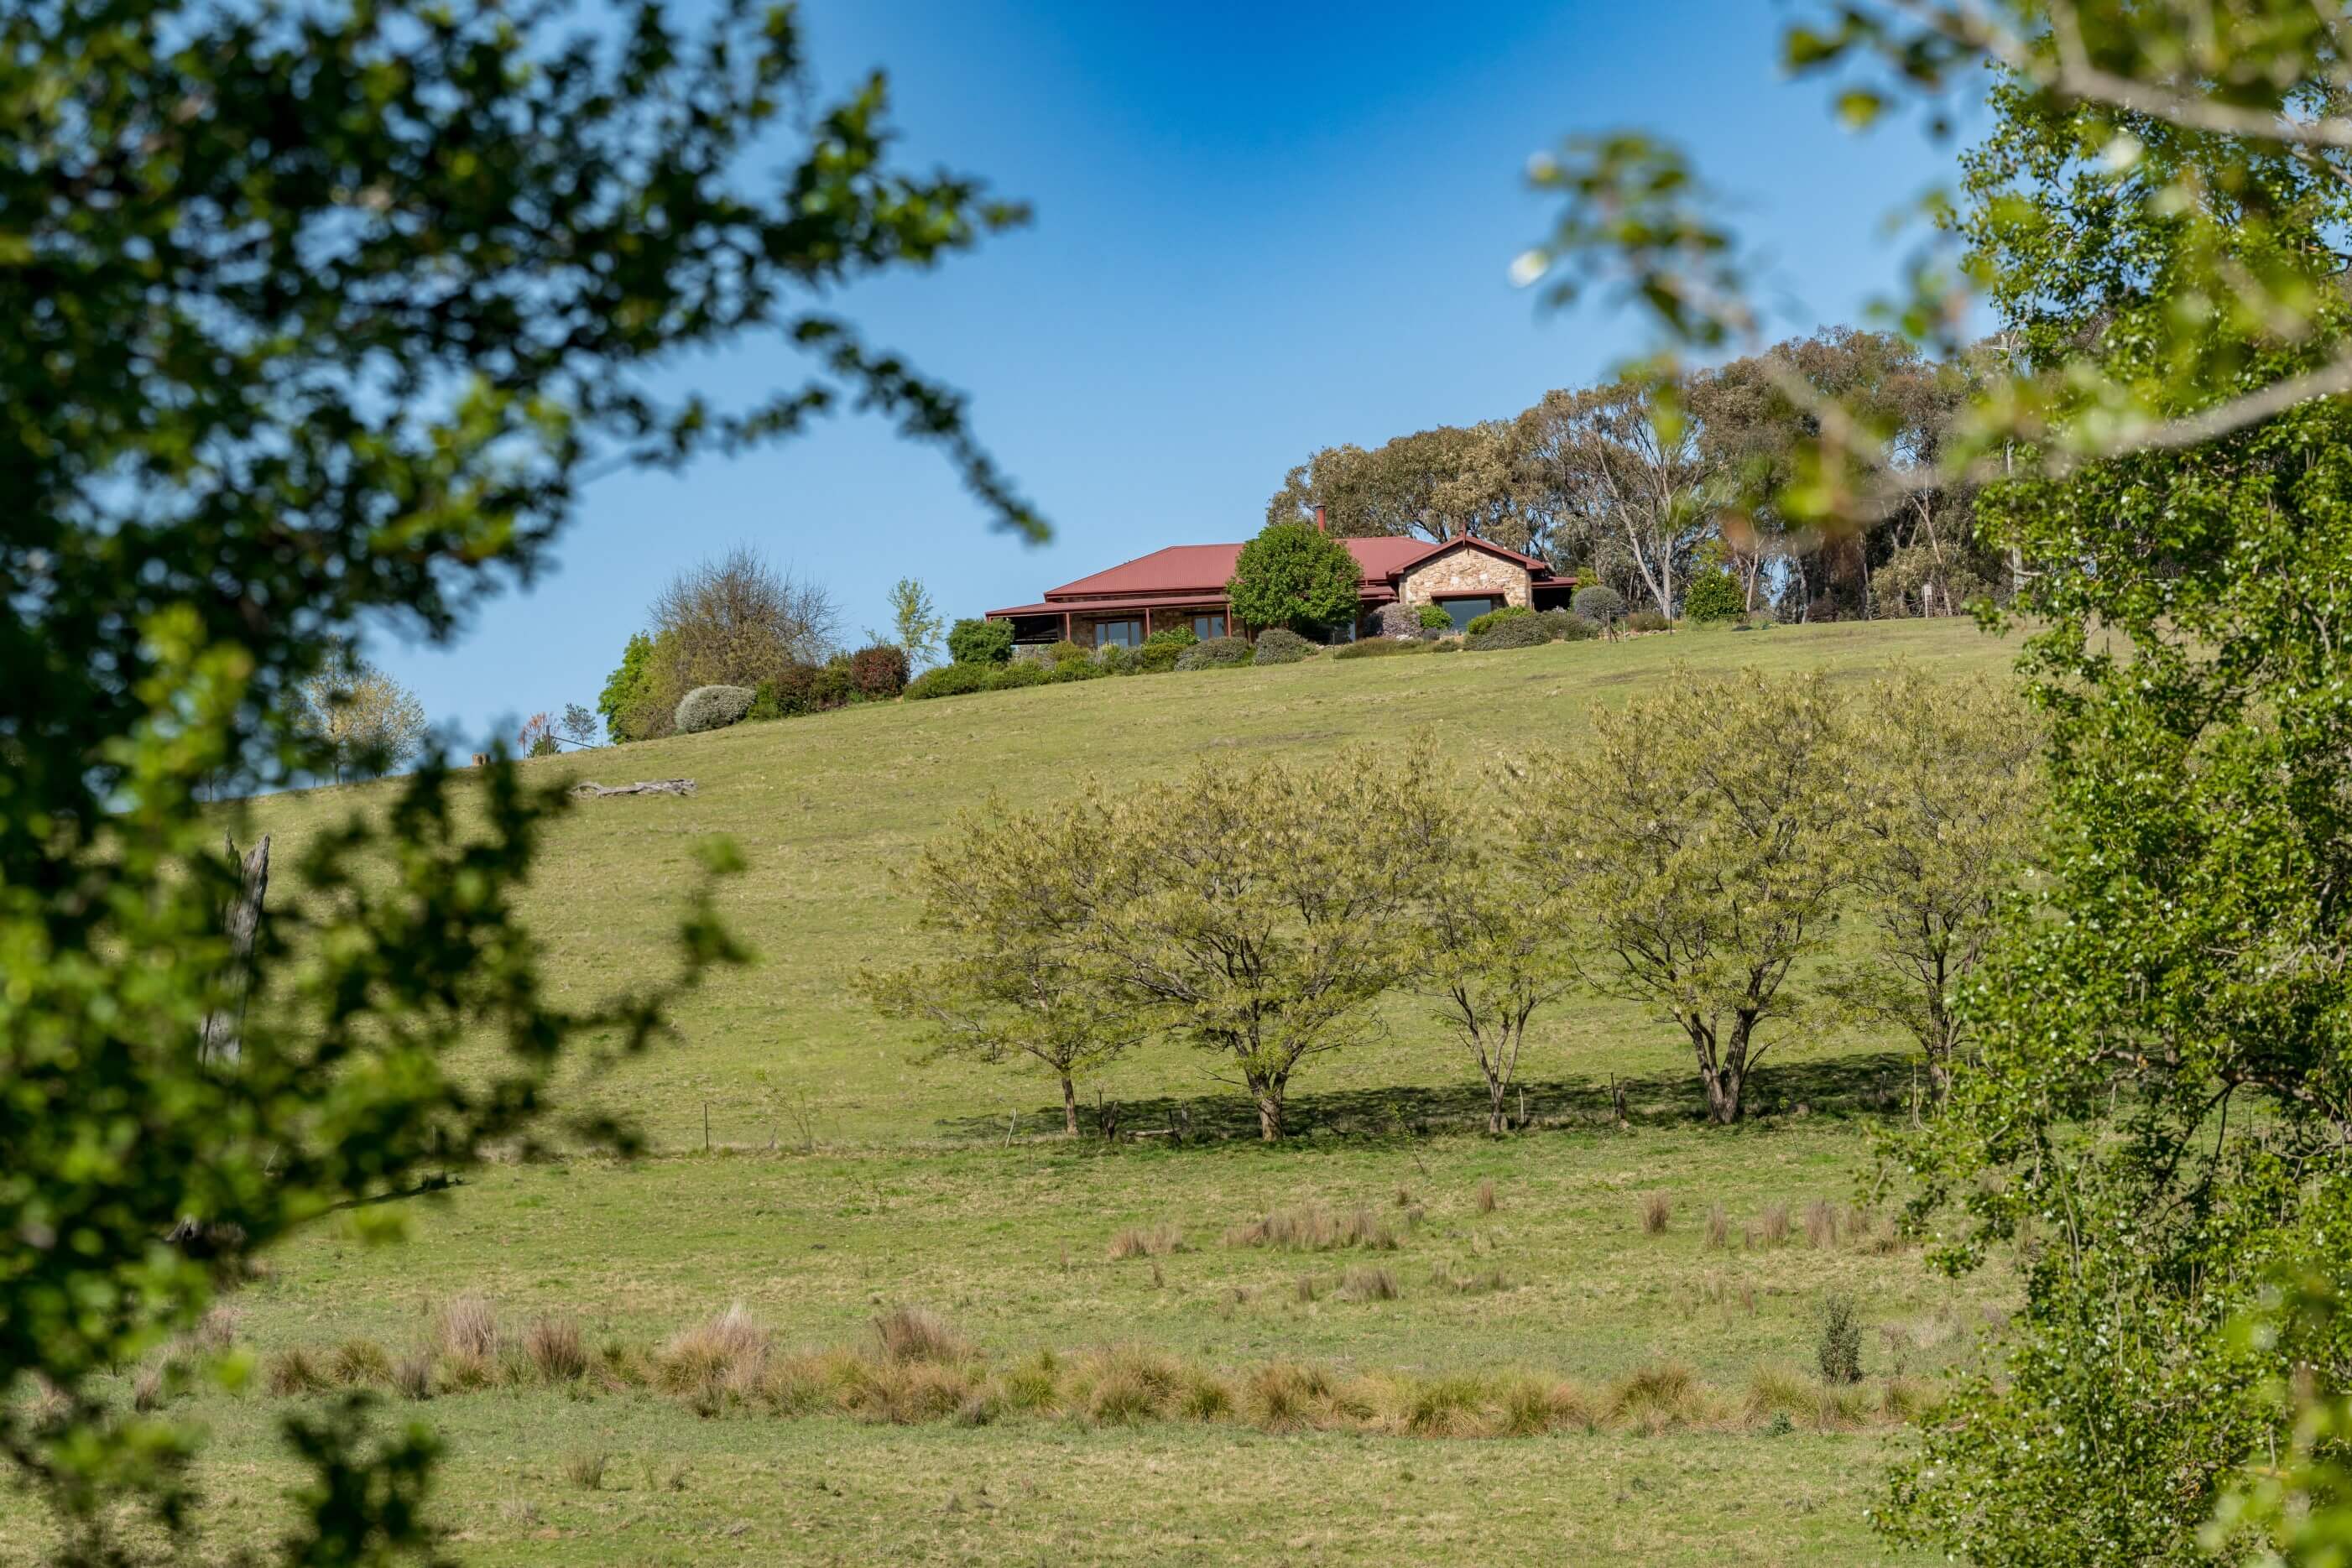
[201, 834, 270, 1070]
[1688, 1014, 1747, 1125]
[1487, 1075, 1509, 1135]
[1060, 1075, 1080, 1138]
[1252, 1073, 1287, 1142]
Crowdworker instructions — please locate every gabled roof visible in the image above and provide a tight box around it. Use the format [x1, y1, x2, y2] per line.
[1032, 534, 1541, 604]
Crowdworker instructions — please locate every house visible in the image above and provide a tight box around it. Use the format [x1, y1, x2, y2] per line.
[984, 513, 1577, 648]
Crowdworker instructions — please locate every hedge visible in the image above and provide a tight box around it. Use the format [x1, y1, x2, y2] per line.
[1251, 628, 1317, 665]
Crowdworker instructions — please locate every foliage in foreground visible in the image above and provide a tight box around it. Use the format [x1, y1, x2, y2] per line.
[0, 0, 1030, 1557]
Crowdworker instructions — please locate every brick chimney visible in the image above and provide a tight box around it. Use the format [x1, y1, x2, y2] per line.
[1313, 503, 1327, 534]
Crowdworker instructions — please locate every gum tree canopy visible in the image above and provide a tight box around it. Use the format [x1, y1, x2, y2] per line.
[0, 0, 1035, 1557]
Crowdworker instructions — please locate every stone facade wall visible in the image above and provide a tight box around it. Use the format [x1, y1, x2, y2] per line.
[1396, 547, 1532, 609]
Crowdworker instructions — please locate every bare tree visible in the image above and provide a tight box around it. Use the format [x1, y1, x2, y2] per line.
[649, 544, 838, 692]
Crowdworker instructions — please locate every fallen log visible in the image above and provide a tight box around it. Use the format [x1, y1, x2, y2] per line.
[569, 778, 696, 799]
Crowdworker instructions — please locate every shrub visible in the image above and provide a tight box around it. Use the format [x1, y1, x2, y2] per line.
[1416, 603, 1454, 630]
[1047, 655, 1108, 683]
[811, 658, 855, 709]
[990, 662, 1051, 690]
[1429, 638, 1461, 654]
[1227, 521, 1363, 633]
[947, 617, 1013, 666]
[674, 683, 754, 734]
[1047, 638, 1087, 664]
[1175, 636, 1253, 671]
[1251, 628, 1316, 665]
[1465, 614, 1551, 651]
[1093, 644, 1139, 675]
[1571, 585, 1627, 626]
[1682, 569, 1745, 623]
[1817, 1295, 1864, 1384]
[1374, 602, 1419, 638]
[746, 679, 783, 721]
[848, 643, 910, 699]
[1538, 608, 1599, 641]
[1463, 604, 1532, 637]
[1135, 641, 1183, 673]
[905, 663, 990, 701]
[1332, 637, 1424, 660]
[1143, 624, 1197, 649]
[1628, 608, 1673, 633]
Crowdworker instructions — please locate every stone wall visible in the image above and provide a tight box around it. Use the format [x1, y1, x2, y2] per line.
[1396, 547, 1531, 609]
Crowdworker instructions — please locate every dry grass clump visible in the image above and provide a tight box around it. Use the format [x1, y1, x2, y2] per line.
[190, 1305, 241, 1355]
[1177, 1369, 1235, 1421]
[1758, 1202, 1791, 1247]
[1606, 1362, 1708, 1434]
[1069, 1344, 1184, 1426]
[1291, 1272, 1321, 1304]
[1401, 1373, 1489, 1438]
[873, 1305, 966, 1367]
[1431, 1264, 1509, 1295]
[392, 1351, 435, 1401]
[1338, 1265, 1400, 1302]
[1639, 1191, 1671, 1234]
[266, 1347, 330, 1397]
[1395, 1185, 1416, 1207]
[1105, 1222, 1190, 1260]
[1880, 1376, 1935, 1422]
[329, 1338, 392, 1388]
[562, 1449, 607, 1490]
[1223, 1205, 1399, 1253]
[1803, 1199, 1839, 1248]
[660, 1303, 769, 1397]
[1243, 1362, 1334, 1434]
[1704, 1203, 1729, 1250]
[132, 1365, 168, 1413]
[1474, 1179, 1499, 1215]
[524, 1316, 587, 1383]
[430, 1294, 499, 1362]
[854, 1360, 976, 1425]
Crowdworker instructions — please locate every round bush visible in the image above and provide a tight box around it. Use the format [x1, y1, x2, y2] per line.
[1466, 614, 1552, 652]
[947, 617, 1014, 666]
[1416, 604, 1454, 631]
[849, 643, 910, 699]
[1251, 628, 1317, 665]
[1538, 608, 1599, 642]
[1463, 604, 1533, 638]
[1175, 636, 1254, 671]
[1628, 608, 1674, 633]
[1376, 602, 1420, 639]
[1682, 570, 1745, 623]
[1571, 586, 1627, 627]
[1047, 638, 1088, 664]
[1144, 625, 1198, 649]
[674, 684, 754, 734]
[1093, 643, 1139, 675]
[1135, 641, 1184, 674]
[905, 663, 989, 701]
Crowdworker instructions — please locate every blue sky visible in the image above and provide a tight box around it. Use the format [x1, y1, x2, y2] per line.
[378, 0, 1973, 748]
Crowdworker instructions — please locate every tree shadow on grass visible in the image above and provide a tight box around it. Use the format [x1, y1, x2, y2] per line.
[934, 1050, 1922, 1147]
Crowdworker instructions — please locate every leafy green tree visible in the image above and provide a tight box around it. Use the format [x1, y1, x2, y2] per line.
[858, 796, 1145, 1136]
[1518, 669, 1852, 1123]
[889, 577, 947, 671]
[1825, 669, 2041, 1102]
[1413, 811, 1578, 1133]
[1678, 568, 1744, 623]
[0, 0, 1032, 1556]
[1226, 521, 1363, 636]
[1519, 4, 2352, 1560]
[599, 633, 661, 742]
[947, 617, 1014, 666]
[1080, 747, 1450, 1140]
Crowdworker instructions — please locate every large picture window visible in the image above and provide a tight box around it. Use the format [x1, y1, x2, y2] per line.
[1191, 612, 1225, 640]
[1438, 596, 1499, 632]
[1095, 618, 1144, 649]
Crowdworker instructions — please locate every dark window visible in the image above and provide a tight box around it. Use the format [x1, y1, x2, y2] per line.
[1191, 613, 1226, 640]
[1440, 596, 1499, 631]
[1096, 618, 1144, 649]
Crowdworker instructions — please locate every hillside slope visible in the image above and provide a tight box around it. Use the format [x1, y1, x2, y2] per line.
[249, 618, 2020, 1149]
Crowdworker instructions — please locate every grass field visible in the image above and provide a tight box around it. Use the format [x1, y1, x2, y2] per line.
[2, 618, 2030, 1565]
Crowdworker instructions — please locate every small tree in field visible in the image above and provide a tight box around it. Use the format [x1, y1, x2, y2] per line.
[889, 578, 947, 671]
[1414, 815, 1578, 1133]
[1519, 668, 1851, 1123]
[1084, 747, 1448, 1140]
[296, 662, 429, 783]
[858, 798, 1143, 1135]
[1826, 669, 2042, 1101]
[1226, 520, 1363, 635]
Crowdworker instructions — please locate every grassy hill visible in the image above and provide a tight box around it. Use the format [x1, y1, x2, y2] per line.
[3, 618, 2031, 1567]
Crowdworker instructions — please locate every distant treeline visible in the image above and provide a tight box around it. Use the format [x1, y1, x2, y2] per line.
[1265, 326, 2011, 623]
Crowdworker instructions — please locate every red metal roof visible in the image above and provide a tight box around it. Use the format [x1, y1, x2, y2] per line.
[987, 534, 1554, 620]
